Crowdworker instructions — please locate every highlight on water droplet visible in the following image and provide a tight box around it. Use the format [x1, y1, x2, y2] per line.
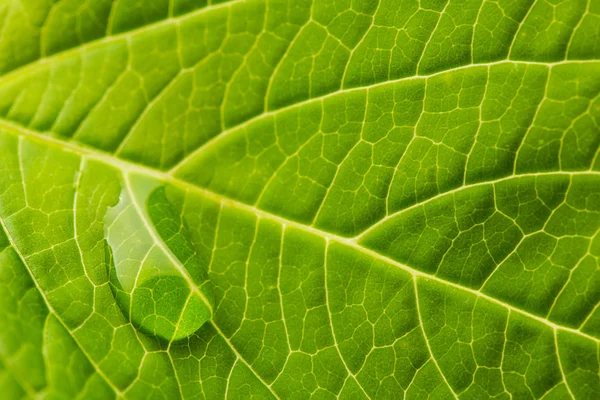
[104, 172, 213, 341]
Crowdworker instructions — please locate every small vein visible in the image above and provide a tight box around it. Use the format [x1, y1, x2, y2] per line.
[413, 277, 459, 399]
[323, 239, 372, 399]
[554, 330, 576, 400]
[211, 322, 281, 399]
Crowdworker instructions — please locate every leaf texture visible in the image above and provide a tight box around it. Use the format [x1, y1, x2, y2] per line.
[0, 0, 599, 399]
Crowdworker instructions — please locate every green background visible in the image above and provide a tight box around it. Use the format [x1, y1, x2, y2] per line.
[0, 0, 599, 398]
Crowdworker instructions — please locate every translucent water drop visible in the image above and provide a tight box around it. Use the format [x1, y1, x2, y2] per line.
[104, 172, 213, 341]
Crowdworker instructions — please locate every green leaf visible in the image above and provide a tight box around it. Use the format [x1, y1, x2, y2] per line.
[0, 0, 599, 399]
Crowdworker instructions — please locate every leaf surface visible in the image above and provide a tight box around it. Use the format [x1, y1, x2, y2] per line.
[0, 0, 599, 399]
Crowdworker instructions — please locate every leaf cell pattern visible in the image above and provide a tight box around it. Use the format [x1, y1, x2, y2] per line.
[0, 0, 599, 399]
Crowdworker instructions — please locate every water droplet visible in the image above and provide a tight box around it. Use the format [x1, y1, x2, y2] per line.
[104, 173, 213, 341]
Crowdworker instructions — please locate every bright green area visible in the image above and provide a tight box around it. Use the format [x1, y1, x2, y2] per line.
[0, 0, 599, 399]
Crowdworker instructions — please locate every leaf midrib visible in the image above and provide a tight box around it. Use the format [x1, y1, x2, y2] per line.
[1, 118, 598, 345]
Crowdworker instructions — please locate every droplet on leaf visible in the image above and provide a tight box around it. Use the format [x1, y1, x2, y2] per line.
[104, 173, 213, 341]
